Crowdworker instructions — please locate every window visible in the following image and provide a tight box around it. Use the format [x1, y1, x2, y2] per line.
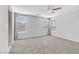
[16, 16, 27, 33]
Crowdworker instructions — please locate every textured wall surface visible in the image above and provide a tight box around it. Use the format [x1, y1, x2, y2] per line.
[15, 13, 48, 39]
[55, 9, 79, 42]
[0, 6, 8, 53]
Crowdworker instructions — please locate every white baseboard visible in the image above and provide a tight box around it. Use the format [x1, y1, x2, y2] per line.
[54, 33, 79, 43]
[18, 35, 47, 40]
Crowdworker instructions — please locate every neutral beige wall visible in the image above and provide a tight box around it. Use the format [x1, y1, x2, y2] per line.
[55, 9, 79, 42]
[15, 14, 48, 39]
[0, 6, 8, 53]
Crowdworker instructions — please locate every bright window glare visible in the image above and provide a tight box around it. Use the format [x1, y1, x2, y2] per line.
[17, 16, 27, 24]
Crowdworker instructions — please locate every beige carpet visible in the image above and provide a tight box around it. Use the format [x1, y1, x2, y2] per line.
[9, 36, 79, 54]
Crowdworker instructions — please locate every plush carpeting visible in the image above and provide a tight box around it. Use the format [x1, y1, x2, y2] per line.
[9, 36, 79, 54]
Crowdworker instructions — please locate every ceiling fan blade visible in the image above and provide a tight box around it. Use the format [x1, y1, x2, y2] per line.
[52, 7, 61, 10]
[40, 10, 49, 11]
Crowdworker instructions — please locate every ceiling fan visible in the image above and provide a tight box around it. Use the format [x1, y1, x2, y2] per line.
[40, 5, 62, 13]
[40, 5, 62, 36]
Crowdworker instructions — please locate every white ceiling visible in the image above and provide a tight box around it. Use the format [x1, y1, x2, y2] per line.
[10, 5, 79, 18]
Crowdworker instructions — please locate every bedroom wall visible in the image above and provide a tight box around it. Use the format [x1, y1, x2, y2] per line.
[0, 6, 8, 53]
[15, 14, 48, 39]
[55, 9, 79, 42]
